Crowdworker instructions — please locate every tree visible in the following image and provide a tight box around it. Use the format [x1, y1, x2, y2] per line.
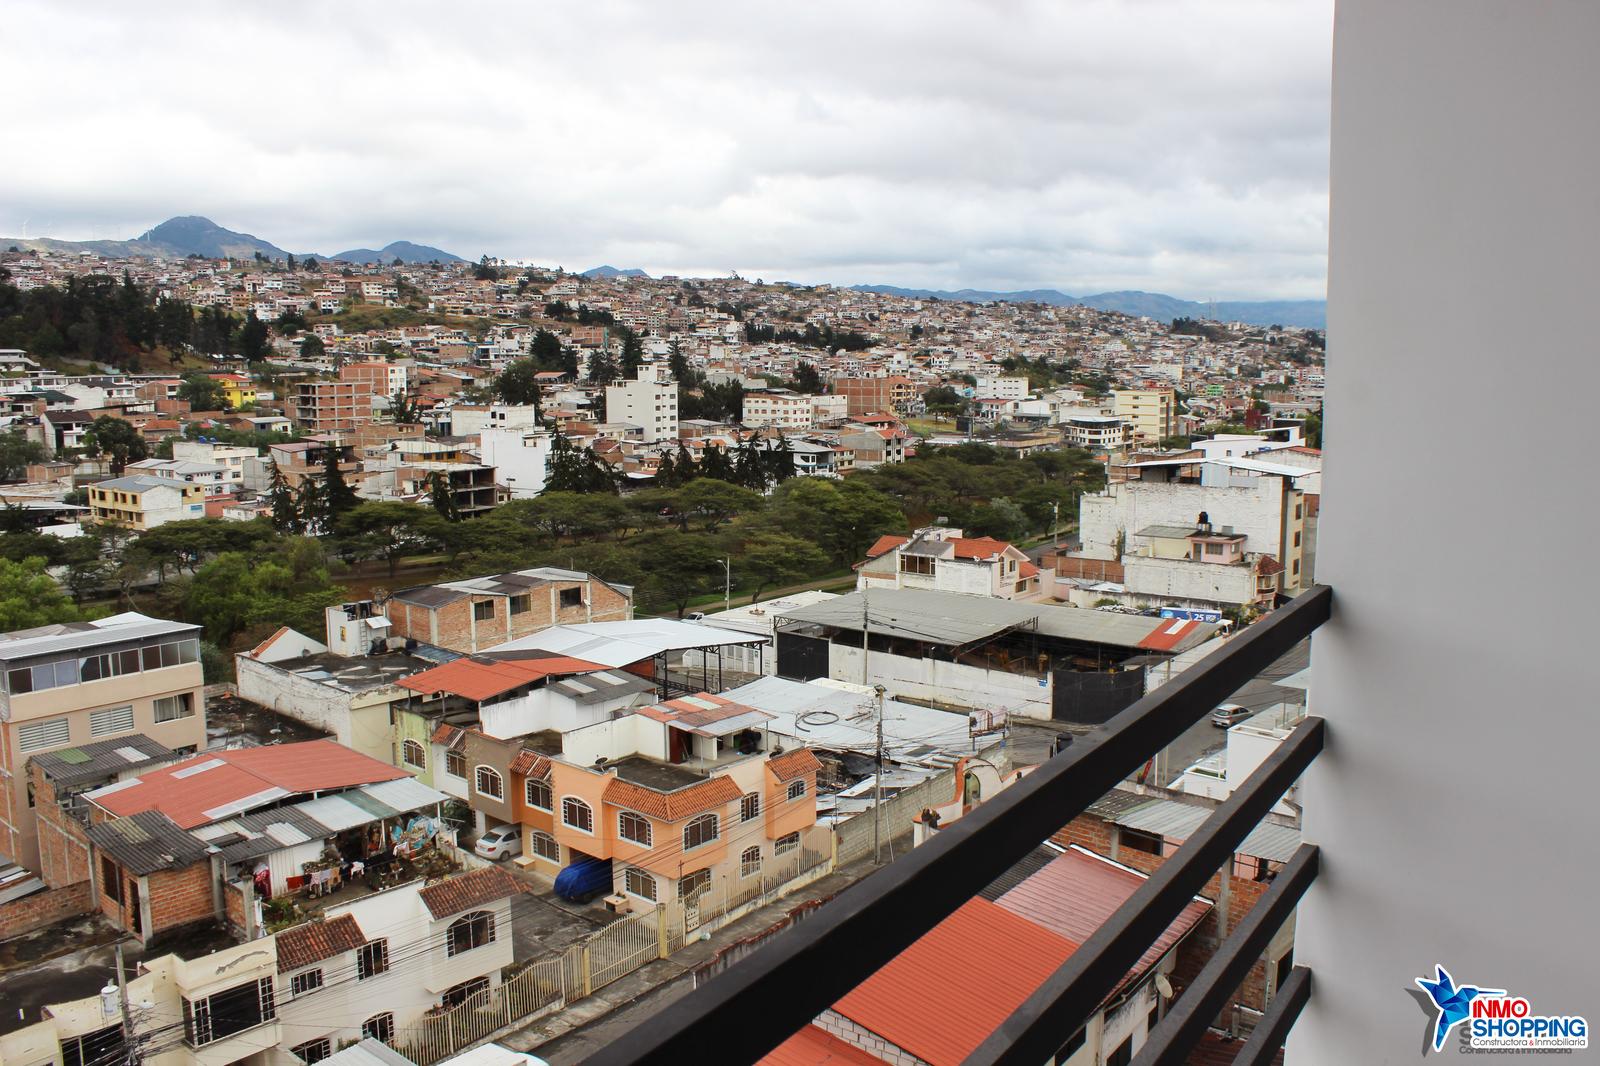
[178, 372, 229, 411]
[0, 556, 81, 630]
[82, 416, 147, 473]
[236, 311, 269, 362]
[738, 532, 828, 602]
[546, 432, 618, 494]
[302, 257, 319, 272]
[319, 444, 360, 526]
[765, 478, 905, 566]
[513, 492, 633, 541]
[300, 334, 326, 360]
[181, 539, 344, 647]
[789, 361, 825, 395]
[266, 463, 302, 534]
[734, 438, 770, 491]
[529, 329, 569, 374]
[473, 255, 500, 281]
[335, 501, 448, 577]
[765, 436, 797, 484]
[0, 432, 44, 481]
[496, 358, 543, 409]
[632, 529, 723, 617]
[617, 325, 644, 379]
[668, 341, 693, 386]
[390, 388, 423, 425]
[286, 253, 298, 271]
[700, 444, 735, 482]
[428, 472, 462, 522]
[671, 478, 764, 532]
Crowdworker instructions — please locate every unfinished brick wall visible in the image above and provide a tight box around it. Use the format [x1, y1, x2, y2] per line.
[30, 765, 93, 889]
[388, 577, 634, 653]
[0, 881, 92, 938]
[146, 862, 217, 936]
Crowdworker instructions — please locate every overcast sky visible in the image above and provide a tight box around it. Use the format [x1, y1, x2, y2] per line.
[6, 1, 1332, 301]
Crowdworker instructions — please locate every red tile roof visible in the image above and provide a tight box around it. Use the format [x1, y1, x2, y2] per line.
[994, 845, 1212, 1000]
[276, 914, 367, 972]
[767, 748, 823, 783]
[603, 774, 743, 822]
[1018, 560, 1040, 579]
[398, 655, 604, 702]
[832, 897, 1079, 1066]
[1137, 617, 1204, 652]
[760, 1026, 880, 1066]
[948, 537, 1013, 560]
[864, 534, 909, 559]
[88, 739, 409, 830]
[417, 866, 521, 919]
[508, 750, 552, 779]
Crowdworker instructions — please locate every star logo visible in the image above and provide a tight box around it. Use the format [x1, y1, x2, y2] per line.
[1415, 964, 1505, 1052]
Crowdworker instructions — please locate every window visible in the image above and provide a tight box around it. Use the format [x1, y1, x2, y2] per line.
[89, 705, 135, 738]
[474, 766, 503, 799]
[624, 867, 657, 900]
[402, 739, 426, 769]
[1294, 503, 1303, 520]
[508, 594, 531, 616]
[361, 1013, 394, 1044]
[1205, 542, 1225, 555]
[441, 977, 490, 1009]
[1053, 1026, 1086, 1063]
[618, 811, 652, 846]
[562, 797, 594, 833]
[740, 792, 761, 822]
[525, 777, 552, 810]
[292, 1038, 331, 1064]
[18, 717, 70, 753]
[740, 846, 762, 878]
[1274, 948, 1295, 994]
[528, 831, 559, 862]
[60, 1026, 124, 1066]
[559, 587, 583, 608]
[446, 911, 495, 956]
[899, 554, 935, 575]
[1293, 531, 1302, 547]
[677, 868, 711, 901]
[1106, 1035, 1134, 1066]
[786, 779, 807, 801]
[445, 749, 466, 778]
[290, 969, 323, 997]
[183, 977, 275, 1046]
[775, 831, 800, 855]
[1120, 828, 1164, 856]
[101, 856, 122, 902]
[473, 600, 494, 621]
[682, 813, 719, 850]
[154, 693, 194, 722]
[1292, 559, 1301, 575]
[357, 939, 389, 980]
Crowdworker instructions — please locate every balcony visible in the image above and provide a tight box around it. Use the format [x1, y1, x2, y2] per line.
[589, 584, 1331, 1066]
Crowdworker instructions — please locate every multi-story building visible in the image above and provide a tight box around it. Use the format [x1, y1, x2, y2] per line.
[742, 389, 816, 430]
[207, 372, 257, 409]
[382, 568, 634, 654]
[266, 437, 359, 490]
[1112, 388, 1176, 444]
[86, 475, 207, 529]
[855, 527, 1042, 600]
[0, 613, 205, 871]
[171, 440, 258, 490]
[123, 458, 233, 495]
[294, 380, 374, 432]
[604, 362, 678, 443]
[341, 359, 409, 401]
[477, 426, 552, 498]
[1061, 414, 1131, 451]
[832, 376, 921, 417]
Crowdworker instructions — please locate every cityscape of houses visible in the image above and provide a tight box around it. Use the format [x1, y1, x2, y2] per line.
[0, 242, 1326, 1066]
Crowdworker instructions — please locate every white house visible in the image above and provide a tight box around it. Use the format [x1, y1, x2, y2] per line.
[477, 426, 552, 498]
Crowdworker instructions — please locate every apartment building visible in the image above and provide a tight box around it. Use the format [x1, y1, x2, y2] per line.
[86, 475, 207, 530]
[342, 359, 409, 400]
[832, 376, 921, 417]
[1112, 388, 1176, 444]
[124, 458, 233, 495]
[267, 438, 359, 490]
[171, 440, 258, 490]
[742, 389, 815, 430]
[476, 426, 552, 498]
[295, 380, 374, 432]
[604, 362, 678, 443]
[1061, 414, 1131, 451]
[0, 614, 205, 871]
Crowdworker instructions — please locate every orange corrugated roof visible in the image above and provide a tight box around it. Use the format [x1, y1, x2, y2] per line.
[1137, 617, 1202, 651]
[864, 534, 909, 559]
[832, 897, 1078, 1066]
[760, 1026, 880, 1066]
[398, 655, 604, 701]
[603, 774, 742, 822]
[948, 537, 1012, 560]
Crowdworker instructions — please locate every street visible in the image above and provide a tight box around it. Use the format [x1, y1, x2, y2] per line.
[1156, 638, 1311, 784]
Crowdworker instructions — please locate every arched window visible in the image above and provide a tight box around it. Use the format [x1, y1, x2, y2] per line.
[740, 792, 761, 822]
[401, 739, 426, 769]
[528, 831, 559, 862]
[624, 867, 657, 900]
[775, 831, 800, 855]
[682, 812, 719, 850]
[618, 810, 652, 846]
[525, 777, 551, 810]
[562, 797, 594, 833]
[740, 846, 762, 878]
[362, 1014, 394, 1044]
[446, 910, 495, 956]
[474, 766, 503, 799]
[787, 779, 807, 801]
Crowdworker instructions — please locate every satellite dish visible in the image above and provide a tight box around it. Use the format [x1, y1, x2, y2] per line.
[1155, 973, 1174, 999]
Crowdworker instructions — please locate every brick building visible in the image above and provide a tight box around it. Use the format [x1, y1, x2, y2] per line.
[294, 379, 374, 432]
[832, 376, 922, 417]
[383, 567, 634, 654]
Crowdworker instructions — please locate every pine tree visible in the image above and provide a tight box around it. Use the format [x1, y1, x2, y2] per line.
[768, 435, 797, 482]
[429, 471, 461, 521]
[700, 444, 735, 482]
[266, 463, 302, 534]
[656, 450, 677, 487]
[320, 443, 359, 523]
[735, 438, 768, 491]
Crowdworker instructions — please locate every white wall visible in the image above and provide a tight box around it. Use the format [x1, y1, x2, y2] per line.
[1293, 4, 1598, 1062]
[1080, 478, 1288, 564]
[829, 644, 1051, 718]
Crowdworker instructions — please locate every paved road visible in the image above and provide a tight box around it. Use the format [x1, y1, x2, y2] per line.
[1155, 638, 1311, 784]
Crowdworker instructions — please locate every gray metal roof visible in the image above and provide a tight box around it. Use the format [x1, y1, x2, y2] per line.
[0, 613, 199, 663]
[1135, 523, 1203, 539]
[87, 811, 212, 875]
[30, 734, 175, 787]
[489, 618, 766, 668]
[1109, 795, 1302, 862]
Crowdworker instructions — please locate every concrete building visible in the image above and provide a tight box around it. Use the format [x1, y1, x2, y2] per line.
[449, 404, 542, 438]
[123, 458, 233, 495]
[742, 390, 816, 430]
[604, 362, 678, 443]
[1112, 388, 1176, 444]
[476, 426, 552, 498]
[855, 528, 1042, 601]
[382, 568, 634, 655]
[171, 440, 258, 490]
[341, 359, 409, 400]
[1062, 414, 1131, 451]
[0, 613, 205, 871]
[86, 475, 207, 530]
[295, 380, 374, 432]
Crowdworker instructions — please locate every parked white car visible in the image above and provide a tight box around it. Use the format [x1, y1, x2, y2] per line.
[474, 824, 523, 861]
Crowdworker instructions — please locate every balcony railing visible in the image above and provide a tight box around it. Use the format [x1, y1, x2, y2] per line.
[588, 583, 1332, 1066]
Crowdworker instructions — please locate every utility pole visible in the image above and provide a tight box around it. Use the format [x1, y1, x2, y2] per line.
[1051, 500, 1060, 544]
[861, 587, 870, 686]
[114, 943, 135, 1066]
[872, 683, 886, 866]
[722, 558, 732, 615]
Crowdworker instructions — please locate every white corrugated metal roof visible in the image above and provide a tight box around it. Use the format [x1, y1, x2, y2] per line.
[294, 795, 372, 832]
[488, 618, 766, 668]
[360, 776, 448, 813]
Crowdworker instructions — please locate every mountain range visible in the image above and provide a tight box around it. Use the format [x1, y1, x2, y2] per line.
[1, 216, 462, 265]
[852, 284, 1325, 329]
[581, 265, 650, 278]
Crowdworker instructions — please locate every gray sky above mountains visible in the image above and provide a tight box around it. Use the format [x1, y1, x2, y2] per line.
[5, 0, 1333, 301]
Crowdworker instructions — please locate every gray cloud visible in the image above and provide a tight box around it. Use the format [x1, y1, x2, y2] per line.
[3, 0, 1331, 299]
